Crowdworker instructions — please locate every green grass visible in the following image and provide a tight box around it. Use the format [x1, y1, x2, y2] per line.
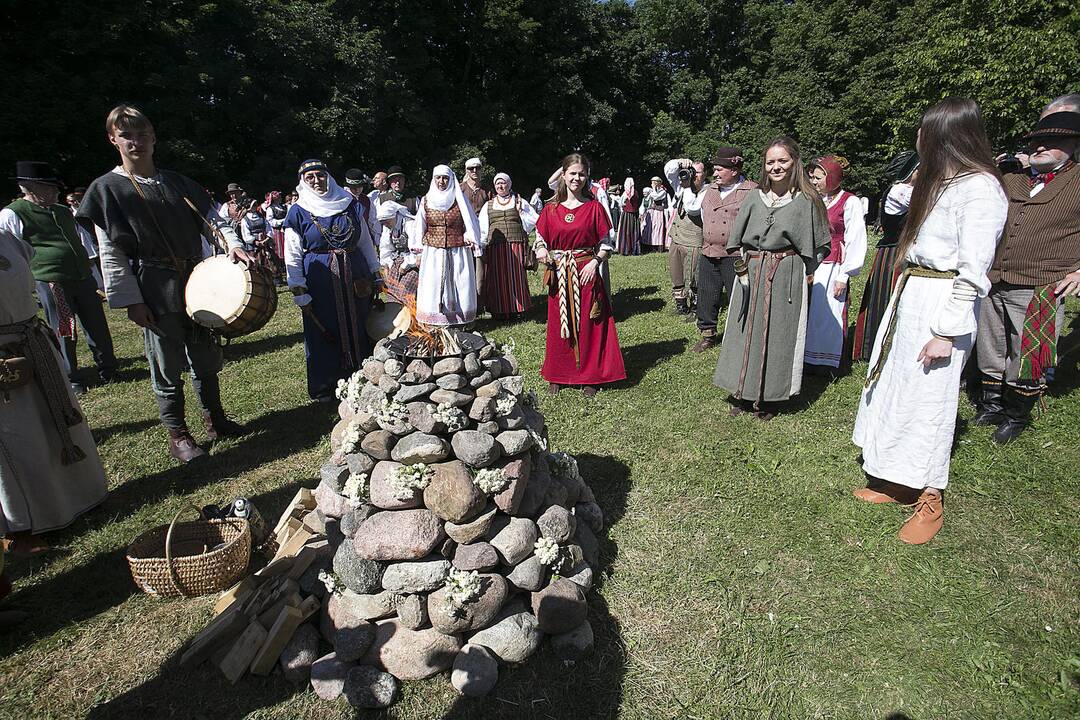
[1, 249, 1078, 719]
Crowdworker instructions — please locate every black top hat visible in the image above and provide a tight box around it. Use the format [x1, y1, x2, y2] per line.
[12, 161, 63, 186]
[1025, 111, 1080, 141]
[386, 166, 406, 181]
[344, 168, 370, 186]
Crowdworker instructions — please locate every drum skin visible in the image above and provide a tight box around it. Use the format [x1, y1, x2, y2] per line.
[185, 256, 278, 338]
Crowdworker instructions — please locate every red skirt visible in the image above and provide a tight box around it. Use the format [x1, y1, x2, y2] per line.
[541, 257, 626, 385]
[481, 240, 530, 316]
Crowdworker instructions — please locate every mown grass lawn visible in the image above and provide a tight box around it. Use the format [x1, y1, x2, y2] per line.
[1, 249, 1078, 719]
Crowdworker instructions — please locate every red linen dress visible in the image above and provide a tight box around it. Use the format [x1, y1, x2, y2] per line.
[536, 200, 626, 385]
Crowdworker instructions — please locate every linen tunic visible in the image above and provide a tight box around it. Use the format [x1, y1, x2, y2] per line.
[0, 238, 107, 534]
[853, 172, 1007, 489]
[713, 191, 829, 402]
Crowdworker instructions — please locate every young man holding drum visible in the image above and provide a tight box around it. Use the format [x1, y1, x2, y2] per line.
[78, 105, 253, 463]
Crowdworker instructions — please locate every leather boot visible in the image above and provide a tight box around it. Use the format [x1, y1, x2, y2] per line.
[971, 380, 1006, 426]
[899, 490, 944, 544]
[203, 410, 249, 441]
[992, 386, 1040, 444]
[692, 335, 717, 353]
[673, 298, 689, 316]
[168, 426, 206, 463]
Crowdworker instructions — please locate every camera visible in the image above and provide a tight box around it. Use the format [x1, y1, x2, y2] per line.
[677, 166, 693, 184]
[997, 153, 1023, 175]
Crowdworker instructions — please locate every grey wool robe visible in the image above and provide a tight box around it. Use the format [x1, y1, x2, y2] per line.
[713, 190, 829, 403]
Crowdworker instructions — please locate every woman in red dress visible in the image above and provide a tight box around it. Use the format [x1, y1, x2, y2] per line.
[535, 153, 626, 397]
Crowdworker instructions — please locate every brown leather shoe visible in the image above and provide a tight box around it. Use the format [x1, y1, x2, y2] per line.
[898, 490, 944, 545]
[168, 427, 207, 463]
[853, 480, 920, 505]
[582, 385, 598, 398]
[203, 411, 249, 441]
[692, 336, 716, 354]
[548, 382, 561, 395]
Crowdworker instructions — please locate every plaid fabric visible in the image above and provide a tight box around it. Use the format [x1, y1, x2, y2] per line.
[47, 282, 77, 339]
[1018, 284, 1058, 382]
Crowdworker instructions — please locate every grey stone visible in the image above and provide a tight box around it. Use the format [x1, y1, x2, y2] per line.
[452, 542, 499, 571]
[398, 371, 420, 384]
[553, 470, 585, 508]
[362, 618, 463, 680]
[499, 375, 524, 396]
[359, 381, 387, 412]
[430, 388, 473, 407]
[340, 505, 376, 538]
[406, 359, 433, 381]
[344, 452, 376, 475]
[360, 430, 396, 460]
[496, 407, 526, 430]
[489, 516, 538, 565]
[439, 536, 457, 559]
[469, 370, 494, 389]
[468, 397, 497, 423]
[334, 541, 384, 594]
[377, 375, 401, 396]
[522, 407, 546, 435]
[335, 622, 377, 662]
[372, 342, 391, 362]
[478, 343, 495, 360]
[424, 460, 486, 523]
[542, 473, 569, 510]
[280, 623, 320, 682]
[390, 432, 450, 465]
[356, 410, 381, 432]
[495, 429, 533, 456]
[537, 505, 576, 543]
[436, 373, 468, 390]
[344, 665, 398, 709]
[330, 418, 357, 454]
[481, 358, 503, 378]
[467, 602, 542, 664]
[321, 461, 350, 493]
[327, 589, 401, 635]
[383, 359, 403, 377]
[428, 573, 508, 634]
[304, 508, 328, 535]
[477, 421, 499, 435]
[493, 455, 531, 515]
[502, 354, 520, 374]
[362, 359, 385, 384]
[463, 352, 482, 376]
[445, 503, 498, 544]
[574, 501, 604, 534]
[406, 401, 444, 435]
[451, 430, 501, 467]
[564, 562, 594, 592]
[299, 564, 329, 600]
[505, 554, 545, 592]
[381, 557, 452, 593]
[551, 619, 593, 661]
[531, 578, 587, 634]
[310, 652, 351, 700]
[352, 509, 445, 561]
[575, 522, 600, 568]
[394, 382, 437, 403]
[315, 479, 350, 519]
[378, 415, 413, 437]
[338, 399, 354, 423]
[369, 460, 422, 509]
[397, 594, 428, 629]
[433, 357, 465, 376]
[451, 643, 498, 697]
[476, 379, 502, 398]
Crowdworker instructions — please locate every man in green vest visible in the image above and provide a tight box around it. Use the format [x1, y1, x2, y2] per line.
[0, 162, 117, 394]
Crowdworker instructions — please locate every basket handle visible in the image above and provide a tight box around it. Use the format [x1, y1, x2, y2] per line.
[164, 506, 206, 597]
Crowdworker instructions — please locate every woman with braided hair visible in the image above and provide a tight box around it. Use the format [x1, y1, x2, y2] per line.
[535, 154, 626, 397]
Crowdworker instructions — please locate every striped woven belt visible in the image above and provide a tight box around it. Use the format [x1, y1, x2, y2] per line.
[864, 264, 958, 388]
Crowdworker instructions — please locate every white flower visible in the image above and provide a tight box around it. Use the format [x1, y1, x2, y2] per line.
[527, 428, 548, 452]
[495, 393, 517, 417]
[341, 419, 363, 454]
[473, 467, 509, 495]
[443, 569, 482, 607]
[431, 402, 466, 431]
[500, 337, 517, 355]
[534, 536, 560, 566]
[343, 472, 368, 507]
[336, 371, 366, 412]
[375, 398, 409, 429]
[319, 569, 340, 595]
[388, 463, 433, 500]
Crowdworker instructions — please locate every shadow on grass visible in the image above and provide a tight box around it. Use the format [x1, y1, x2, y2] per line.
[90, 417, 159, 445]
[619, 338, 688, 388]
[223, 330, 304, 361]
[612, 284, 662, 322]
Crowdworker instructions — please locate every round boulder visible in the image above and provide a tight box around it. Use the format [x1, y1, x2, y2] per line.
[352, 509, 445, 561]
[451, 643, 499, 697]
[451, 430, 502, 468]
[344, 664, 398, 708]
[531, 578, 587, 634]
[362, 618, 463, 680]
[424, 460, 486, 523]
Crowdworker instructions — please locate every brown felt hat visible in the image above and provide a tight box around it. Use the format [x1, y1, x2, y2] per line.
[711, 147, 745, 168]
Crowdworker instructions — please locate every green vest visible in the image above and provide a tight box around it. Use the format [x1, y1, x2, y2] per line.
[6, 198, 92, 282]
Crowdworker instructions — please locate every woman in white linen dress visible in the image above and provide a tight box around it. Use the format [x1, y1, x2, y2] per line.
[852, 97, 1008, 545]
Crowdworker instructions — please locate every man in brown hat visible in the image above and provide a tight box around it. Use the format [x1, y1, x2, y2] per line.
[220, 182, 247, 230]
[972, 110, 1080, 443]
[692, 147, 758, 352]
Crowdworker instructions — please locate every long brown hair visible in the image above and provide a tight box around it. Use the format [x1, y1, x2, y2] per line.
[760, 135, 828, 222]
[895, 97, 1003, 266]
[548, 153, 595, 205]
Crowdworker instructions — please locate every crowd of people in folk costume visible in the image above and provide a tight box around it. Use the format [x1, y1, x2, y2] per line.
[0, 93, 1078, 619]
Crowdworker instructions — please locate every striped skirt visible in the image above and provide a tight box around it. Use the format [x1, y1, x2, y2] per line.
[852, 244, 901, 362]
[616, 211, 640, 256]
[383, 255, 419, 307]
[481, 240, 531, 317]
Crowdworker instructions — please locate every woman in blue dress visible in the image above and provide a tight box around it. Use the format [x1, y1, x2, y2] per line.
[284, 159, 381, 401]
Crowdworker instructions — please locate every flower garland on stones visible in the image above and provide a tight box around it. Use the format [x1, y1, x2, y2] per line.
[534, 537, 559, 566]
[443, 569, 482, 608]
[388, 463, 433, 501]
[431, 403, 467, 432]
[341, 419, 363, 454]
[336, 371, 366, 414]
[375, 398, 409, 430]
[473, 467, 509, 495]
[343, 472, 368, 508]
[494, 393, 517, 417]
[319, 569, 343, 596]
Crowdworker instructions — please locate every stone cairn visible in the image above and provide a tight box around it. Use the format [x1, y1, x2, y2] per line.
[285, 332, 604, 709]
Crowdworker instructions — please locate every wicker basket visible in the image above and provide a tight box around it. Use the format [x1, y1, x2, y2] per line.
[126, 507, 251, 597]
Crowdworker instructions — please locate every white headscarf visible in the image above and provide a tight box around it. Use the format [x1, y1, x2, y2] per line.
[493, 172, 512, 198]
[295, 173, 354, 217]
[419, 164, 481, 248]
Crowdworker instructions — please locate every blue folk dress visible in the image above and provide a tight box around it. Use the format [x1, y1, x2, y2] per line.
[285, 200, 375, 400]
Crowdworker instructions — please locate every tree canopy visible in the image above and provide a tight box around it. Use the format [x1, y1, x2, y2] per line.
[2, 0, 1076, 198]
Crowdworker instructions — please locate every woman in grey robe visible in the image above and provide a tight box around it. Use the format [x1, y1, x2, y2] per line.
[0, 236, 107, 554]
[713, 136, 830, 419]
